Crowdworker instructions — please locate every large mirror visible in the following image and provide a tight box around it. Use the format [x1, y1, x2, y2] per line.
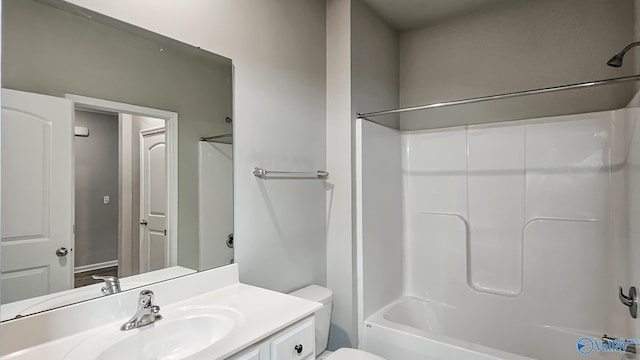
[0, 0, 234, 321]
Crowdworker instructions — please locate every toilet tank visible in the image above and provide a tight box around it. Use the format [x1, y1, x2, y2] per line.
[289, 285, 333, 354]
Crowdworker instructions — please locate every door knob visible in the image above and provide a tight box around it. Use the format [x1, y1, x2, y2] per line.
[56, 247, 69, 257]
[140, 219, 148, 225]
[226, 233, 234, 248]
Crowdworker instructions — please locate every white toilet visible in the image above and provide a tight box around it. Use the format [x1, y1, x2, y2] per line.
[289, 285, 385, 360]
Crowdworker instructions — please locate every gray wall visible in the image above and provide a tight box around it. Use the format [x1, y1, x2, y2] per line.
[399, 0, 638, 130]
[2, 0, 233, 269]
[326, 0, 400, 349]
[351, 0, 402, 338]
[65, 0, 328, 308]
[326, 0, 400, 348]
[326, 0, 356, 349]
[74, 110, 119, 267]
[351, 0, 399, 128]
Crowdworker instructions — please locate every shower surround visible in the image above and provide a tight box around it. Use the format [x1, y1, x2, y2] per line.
[356, 106, 640, 359]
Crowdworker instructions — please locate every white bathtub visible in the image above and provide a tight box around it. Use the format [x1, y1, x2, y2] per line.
[362, 297, 622, 360]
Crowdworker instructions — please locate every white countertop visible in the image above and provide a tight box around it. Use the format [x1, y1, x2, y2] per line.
[0, 264, 321, 360]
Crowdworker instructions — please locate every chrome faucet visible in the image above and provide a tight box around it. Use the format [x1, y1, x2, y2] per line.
[92, 275, 121, 295]
[121, 290, 162, 331]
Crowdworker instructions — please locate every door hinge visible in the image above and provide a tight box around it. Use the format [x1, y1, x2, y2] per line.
[164, 229, 167, 236]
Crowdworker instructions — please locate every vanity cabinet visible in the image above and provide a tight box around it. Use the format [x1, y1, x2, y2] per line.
[230, 349, 260, 360]
[228, 316, 315, 360]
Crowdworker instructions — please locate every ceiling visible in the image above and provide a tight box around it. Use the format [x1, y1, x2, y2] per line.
[361, 0, 524, 31]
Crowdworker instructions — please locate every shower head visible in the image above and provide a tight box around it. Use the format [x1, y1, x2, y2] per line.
[607, 53, 624, 67]
[607, 41, 640, 67]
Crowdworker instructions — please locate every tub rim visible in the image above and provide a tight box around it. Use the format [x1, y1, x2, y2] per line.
[364, 296, 535, 360]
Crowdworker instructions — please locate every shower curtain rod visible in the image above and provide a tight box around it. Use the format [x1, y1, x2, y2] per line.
[200, 134, 232, 142]
[356, 74, 640, 119]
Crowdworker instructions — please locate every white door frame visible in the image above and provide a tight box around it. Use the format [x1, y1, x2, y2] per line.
[64, 94, 178, 268]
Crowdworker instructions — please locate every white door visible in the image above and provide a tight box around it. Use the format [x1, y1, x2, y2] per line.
[1, 89, 74, 304]
[139, 127, 167, 272]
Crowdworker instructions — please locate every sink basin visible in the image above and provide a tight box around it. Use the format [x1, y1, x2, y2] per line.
[65, 305, 243, 360]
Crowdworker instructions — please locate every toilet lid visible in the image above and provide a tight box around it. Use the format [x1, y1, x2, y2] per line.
[325, 348, 386, 360]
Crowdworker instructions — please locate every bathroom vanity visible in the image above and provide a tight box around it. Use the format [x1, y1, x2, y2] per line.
[228, 317, 315, 360]
[0, 264, 321, 360]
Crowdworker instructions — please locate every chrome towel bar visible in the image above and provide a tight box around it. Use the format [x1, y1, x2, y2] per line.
[253, 167, 329, 179]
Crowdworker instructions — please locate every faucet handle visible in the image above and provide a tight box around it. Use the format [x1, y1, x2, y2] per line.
[92, 274, 118, 283]
[92, 275, 121, 295]
[138, 290, 156, 309]
[138, 290, 162, 322]
[140, 291, 161, 318]
[151, 305, 161, 315]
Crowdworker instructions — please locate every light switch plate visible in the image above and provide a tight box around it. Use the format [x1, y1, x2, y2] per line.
[103, 196, 110, 204]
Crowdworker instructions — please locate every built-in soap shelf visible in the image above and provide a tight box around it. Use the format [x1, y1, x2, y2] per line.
[416, 212, 600, 297]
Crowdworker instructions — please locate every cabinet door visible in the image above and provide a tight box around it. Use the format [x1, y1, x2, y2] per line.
[228, 347, 261, 360]
[270, 318, 315, 360]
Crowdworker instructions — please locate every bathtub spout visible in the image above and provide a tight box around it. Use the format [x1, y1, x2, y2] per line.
[602, 335, 636, 355]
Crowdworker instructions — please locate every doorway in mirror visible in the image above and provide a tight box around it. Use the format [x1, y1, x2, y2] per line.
[74, 106, 169, 286]
[0, 90, 179, 305]
[69, 95, 179, 284]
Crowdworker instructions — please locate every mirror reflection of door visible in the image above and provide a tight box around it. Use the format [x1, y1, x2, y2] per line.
[0, 89, 74, 303]
[139, 126, 167, 273]
[74, 111, 167, 287]
[1, 89, 173, 303]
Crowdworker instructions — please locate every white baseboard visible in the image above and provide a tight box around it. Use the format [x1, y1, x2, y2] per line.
[74, 260, 118, 274]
